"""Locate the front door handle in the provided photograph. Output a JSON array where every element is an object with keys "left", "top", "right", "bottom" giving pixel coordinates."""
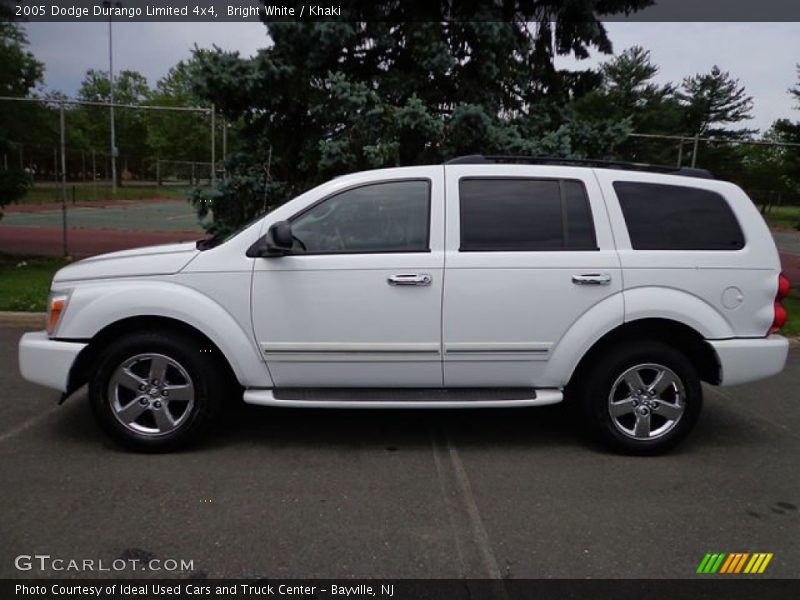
[
  {"left": 388, "top": 273, "right": 432, "bottom": 286},
  {"left": 572, "top": 273, "right": 612, "bottom": 285}
]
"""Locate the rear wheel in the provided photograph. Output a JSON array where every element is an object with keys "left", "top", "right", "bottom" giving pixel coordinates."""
[
  {"left": 89, "top": 331, "right": 222, "bottom": 452},
  {"left": 577, "top": 341, "right": 702, "bottom": 455}
]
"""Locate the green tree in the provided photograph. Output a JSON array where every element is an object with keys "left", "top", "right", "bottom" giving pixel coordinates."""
[
  {"left": 71, "top": 69, "right": 152, "bottom": 180},
  {"left": 189, "top": 1, "right": 650, "bottom": 235},
  {"left": 678, "top": 66, "right": 754, "bottom": 135},
  {"left": 572, "top": 46, "right": 684, "bottom": 164},
  {"left": 676, "top": 66, "right": 755, "bottom": 180},
  {"left": 0, "top": 11, "right": 42, "bottom": 214},
  {"left": 0, "top": 23, "right": 43, "bottom": 96},
  {"left": 145, "top": 58, "right": 213, "bottom": 178}
]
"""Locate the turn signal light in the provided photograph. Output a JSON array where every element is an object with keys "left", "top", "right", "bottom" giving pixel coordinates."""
[{"left": 46, "top": 297, "right": 66, "bottom": 336}]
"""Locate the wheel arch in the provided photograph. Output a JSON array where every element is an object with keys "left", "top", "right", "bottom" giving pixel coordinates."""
[
  {"left": 66, "top": 315, "right": 244, "bottom": 398},
  {"left": 56, "top": 280, "right": 273, "bottom": 397},
  {"left": 544, "top": 287, "right": 730, "bottom": 388},
  {"left": 565, "top": 318, "right": 721, "bottom": 391}
]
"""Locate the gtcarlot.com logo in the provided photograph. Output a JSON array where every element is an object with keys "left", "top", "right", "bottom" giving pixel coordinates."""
[
  {"left": 696, "top": 552, "right": 773, "bottom": 574},
  {"left": 14, "top": 554, "right": 194, "bottom": 573}
]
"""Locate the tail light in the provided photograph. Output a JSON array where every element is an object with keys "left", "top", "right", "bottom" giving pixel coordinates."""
[{"left": 769, "top": 273, "right": 791, "bottom": 334}]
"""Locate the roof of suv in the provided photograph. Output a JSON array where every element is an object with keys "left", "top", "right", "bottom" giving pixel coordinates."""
[{"left": 445, "top": 155, "right": 714, "bottom": 179}]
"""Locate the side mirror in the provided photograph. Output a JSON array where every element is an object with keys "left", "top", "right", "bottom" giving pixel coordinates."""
[
  {"left": 269, "top": 221, "right": 294, "bottom": 250},
  {"left": 246, "top": 221, "right": 294, "bottom": 257}
]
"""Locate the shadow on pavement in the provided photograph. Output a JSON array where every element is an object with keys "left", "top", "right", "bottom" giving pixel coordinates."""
[{"left": 45, "top": 387, "right": 772, "bottom": 456}]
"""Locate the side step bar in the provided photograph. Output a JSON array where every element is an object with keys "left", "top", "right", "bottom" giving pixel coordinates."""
[{"left": 242, "top": 387, "right": 563, "bottom": 409}]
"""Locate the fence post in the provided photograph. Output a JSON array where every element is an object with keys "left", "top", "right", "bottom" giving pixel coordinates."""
[
  {"left": 676, "top": 137, "right": 684, "bottom": 167},
  {"left": 59, "top": 101, "right": 68, "bottom": 257},
  {"left": 109, "top": 14, "right": 117, "bottom": 194},
  {"left": 691, "top": 134, "right": 700, "bottom": 168},
  {"left": 222, "top": 119, "right": 227, "bottom": 180},
  {"left": 210, "top": 104, "right": 216, "bottom": 186},
  {"left": 91, "top": 150, "right": 97, "bottom": 200}
]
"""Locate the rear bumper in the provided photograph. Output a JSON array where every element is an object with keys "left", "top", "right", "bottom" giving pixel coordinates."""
[
  {"left": 18, "top": 331, "right": 87, "bottom": 392},
  {"left": 708, "top": 335, "right": 789, "bottom": 386}
]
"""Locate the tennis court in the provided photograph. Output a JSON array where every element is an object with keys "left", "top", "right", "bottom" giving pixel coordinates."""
[
  {"left": 0, "top": 200, "right": 208, "bottom": 257},
  {"left": 1, "top": 200, "right": 206, "bottom": 232}
]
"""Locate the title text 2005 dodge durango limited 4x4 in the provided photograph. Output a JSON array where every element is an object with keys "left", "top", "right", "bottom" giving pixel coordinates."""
[{"left": 18, "top": 156, "right": 791, "bottom": 453}]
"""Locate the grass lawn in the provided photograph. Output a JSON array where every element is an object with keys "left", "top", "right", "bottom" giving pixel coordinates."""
[
  {"left": 762, "top": 205, "right": 800, "bottom": 230},
  {"left": 0, "top": 254, "right": 70, "bottom": 312},
  {"left": 13, "top": 185, "right": 201, "bottom": 205},
  {"left": 781, "top": 291, "right": 800, "bottom": 338}
]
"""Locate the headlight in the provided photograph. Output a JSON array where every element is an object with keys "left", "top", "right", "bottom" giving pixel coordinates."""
[{"left": 46, "top": 293, "right": 69, "bottom": 337}]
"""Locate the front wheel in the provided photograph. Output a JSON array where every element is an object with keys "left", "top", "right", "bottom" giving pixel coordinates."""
[
  {"left": 577, "top": 341, "right": 703, "bottom": 455},
  {"left": 89, "top": 331, "right": 223, "bottom": 452}
]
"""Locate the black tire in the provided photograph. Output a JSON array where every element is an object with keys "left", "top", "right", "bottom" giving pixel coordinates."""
[
  {"left": 89, "top": 330, "right": 223, "bottom": 452},
  {"left": 576, "top": 341, "right": 702, "bottom": 455}
]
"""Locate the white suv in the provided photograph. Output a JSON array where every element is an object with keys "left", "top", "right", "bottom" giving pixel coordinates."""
[{"left": 18, "top": 156, "right": 791, "bottom": 454}]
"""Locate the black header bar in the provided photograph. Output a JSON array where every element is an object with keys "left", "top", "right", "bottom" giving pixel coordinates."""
[{"left": 3, "top": 0, "right": 800, "bottom": 23}]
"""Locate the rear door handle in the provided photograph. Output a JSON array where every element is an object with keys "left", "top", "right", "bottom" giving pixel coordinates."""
[
  {"left": 572, "top": 273, "right": 612, "bottom": 285},
  {"left": 388, "top": 273, "right": 432, "bottom": 286}
]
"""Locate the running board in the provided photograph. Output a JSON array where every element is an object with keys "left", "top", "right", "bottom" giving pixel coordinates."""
[{"left": 242, "top": 387, "right": 562, "bottom": 409}]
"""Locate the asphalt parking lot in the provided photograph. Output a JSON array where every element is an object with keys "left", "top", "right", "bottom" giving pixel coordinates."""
[{"left": 0, "top": 324, "right": 798, "bottom": 580}]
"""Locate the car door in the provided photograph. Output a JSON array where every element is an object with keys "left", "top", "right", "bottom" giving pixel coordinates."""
[
  {"left": 442, "top": 164, "right": 623, "bottom": 387},
  {"left": 251, "top": 168, "right": 445, "bottom": 387}
]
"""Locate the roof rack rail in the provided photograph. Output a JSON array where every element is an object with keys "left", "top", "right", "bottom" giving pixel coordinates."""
[{"left": 445, "top": 154, "right": 714, "bottom": 179}]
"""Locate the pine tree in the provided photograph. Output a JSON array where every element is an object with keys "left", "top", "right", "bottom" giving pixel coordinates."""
[
  {"left": 678, "top": 66, "right": 754, "bottom": 135},
  {"left": 0, "top": 13, "right": 43, "bottom": 215},
  {"left": 188, "top": 1, "right": 651, "bottom": 234}
]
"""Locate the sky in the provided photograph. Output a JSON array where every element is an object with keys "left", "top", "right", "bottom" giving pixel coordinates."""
[{"left": 22, "top": 21, "right": 800, "bottom": 133}]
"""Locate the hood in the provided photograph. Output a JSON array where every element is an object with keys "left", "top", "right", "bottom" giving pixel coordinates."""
[{"left": 53, "top": 242, "right": 200, "bottom": 283}]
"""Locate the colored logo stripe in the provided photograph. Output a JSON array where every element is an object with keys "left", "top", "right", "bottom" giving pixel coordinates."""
[
  {"left": 720, "top": 553, "right": 749, "bottom": 573},
  {"left": 744, "top": 553, "right": 774, "bottom": 574},
  {"left": 697, "top": 553, "right": 726, "bottom": 573},
  {"left": 719, "top": 554, "right": 737, "bottom": 573},
  {"left": 698, "top": 552, "right": 773, "bottom": 574}
]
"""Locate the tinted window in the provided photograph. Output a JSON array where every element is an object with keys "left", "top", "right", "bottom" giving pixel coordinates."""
[
  {"left": 459, "top": 178, "right": 597, "bottom": 251},
  {"left": 291, "top": 180, "right": 430, "bottom": 253},
  {"left": 614, "top": 182, "right": 745, "bottom": 251},
  {"left": 564, "top": 180, "right": 597, "bottom": 249}
]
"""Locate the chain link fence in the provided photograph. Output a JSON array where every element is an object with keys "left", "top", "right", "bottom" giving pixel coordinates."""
[
  {"left": 2, "top": 94, "right": 799, "bottom": 255},
  {"left": 0, "top": 96, "right": 225, "bottom": 202}
]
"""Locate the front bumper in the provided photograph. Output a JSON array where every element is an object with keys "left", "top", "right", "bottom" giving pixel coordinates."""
[
  {"left": 18, "top": 331, "right": 87, "bottom": 392},
  {"left": 708, "top": 335, "right": 789, "bottom": 386}
]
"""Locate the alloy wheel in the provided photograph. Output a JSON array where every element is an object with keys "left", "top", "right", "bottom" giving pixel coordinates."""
[
  {"left": 607, "top": 363, "right": 686, "bottom": 440},
  {"left": 107, "top": 353, "right": 195, "bottom": 437}
]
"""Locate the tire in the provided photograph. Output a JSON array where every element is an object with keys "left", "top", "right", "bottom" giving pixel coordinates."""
[
  {"left": 89, "top": 330, "right": 223, "bottom": 452},
  {"left": 576, "top": 341, "right": 702, "bottom": 455}
]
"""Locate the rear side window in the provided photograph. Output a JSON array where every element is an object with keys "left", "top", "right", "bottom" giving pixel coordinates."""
[
  {"left": 614, "top": 182, "right": 745, "bottom": 251},
  {"left": 459, "top": 178, "right": 597, "bottom": 251}
]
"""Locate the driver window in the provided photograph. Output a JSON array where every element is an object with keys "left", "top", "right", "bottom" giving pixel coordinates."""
[{"left": 290, "top": 180, "right": 430, "bottom": 254}]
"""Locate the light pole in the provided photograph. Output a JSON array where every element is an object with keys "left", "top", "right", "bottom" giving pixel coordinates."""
[{"left": 103, "top": 1, "right": 121, "bottom": 193}]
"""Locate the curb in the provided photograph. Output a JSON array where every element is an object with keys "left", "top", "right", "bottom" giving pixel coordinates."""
[{"left": 0, "top": 312, "right": 46, "bottom": 328}]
